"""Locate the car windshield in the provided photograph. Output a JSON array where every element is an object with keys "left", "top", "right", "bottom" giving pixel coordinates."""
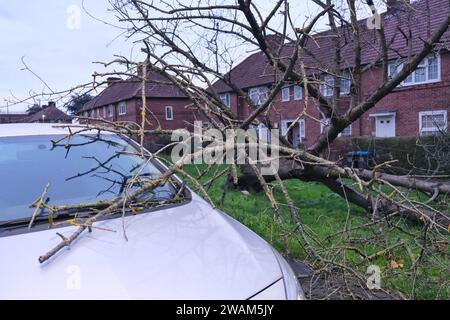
[{"left": 0, "top": 134, "right": 177, "bottom": 224}]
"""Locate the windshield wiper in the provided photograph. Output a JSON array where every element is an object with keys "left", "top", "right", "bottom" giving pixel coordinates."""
[
  {"left": 0, "top": 210, "right": 93, "bottom": 230},
  {"left": 1, "top": 181, "right": 186, "bottom": 231}
]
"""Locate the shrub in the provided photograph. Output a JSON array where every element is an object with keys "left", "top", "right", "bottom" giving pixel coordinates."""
[{"left": 351, "top": 133, "right": 450, "bottom": 175}]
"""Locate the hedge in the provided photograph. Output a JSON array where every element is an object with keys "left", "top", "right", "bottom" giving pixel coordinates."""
[{"left": 350, "top": 134, "right": 450, "bottom": 175}]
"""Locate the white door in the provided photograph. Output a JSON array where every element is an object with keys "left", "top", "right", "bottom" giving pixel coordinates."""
[{"left": 375, "top": 115, "right": 395, "bottom": 137}]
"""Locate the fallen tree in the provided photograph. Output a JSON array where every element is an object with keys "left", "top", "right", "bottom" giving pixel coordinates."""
[{"left": 10, "top": 0, "right": 449, "bottom": 299}]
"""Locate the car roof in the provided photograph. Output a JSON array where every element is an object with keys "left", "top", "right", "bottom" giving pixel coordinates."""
[{"left": 0, "top": 123, "right": 113, "bottom": 138}]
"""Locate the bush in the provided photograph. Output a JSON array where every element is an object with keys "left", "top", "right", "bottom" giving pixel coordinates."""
[{"left": 144, "top": 133, "right": 174, "bottom": 154}]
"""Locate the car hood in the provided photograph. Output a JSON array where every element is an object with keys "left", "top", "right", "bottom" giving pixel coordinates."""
[{"left": 0, "top": 194, "right": 282, "bottom": 299}]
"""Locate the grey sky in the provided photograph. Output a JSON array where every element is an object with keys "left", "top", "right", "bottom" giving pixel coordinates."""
[
  {"left": 0, "top": 0, "right": 142, "bottom": 113},
  {"left": 0, "top": 1, "right": 377, "bottom": 113}
]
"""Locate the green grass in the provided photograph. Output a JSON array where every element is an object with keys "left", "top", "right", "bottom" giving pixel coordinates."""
[{"left": 163, "top": 158, "right": 449, "bottom": 299}]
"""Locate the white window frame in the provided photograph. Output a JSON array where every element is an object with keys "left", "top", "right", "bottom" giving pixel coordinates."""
[
  {"left": 299, "top": 118, "right": 306, "bottom": 140},
  {"left": 248, "top": 86, "right": 268, "bottom": 106},
  {"left": 419, "top": 110, "right": 448, "bottom": 135},
  {"left": 389, "top": 54, "right": 441, "bottom": 87},
  {"left": 340, "top": 124, "right": 352, "bottom": 137},
  {"left": 294, "top": 85, "right": 302, "bottom": 100},
  {"left": 118, "top": 102, "right": 126, "bottom": 115},
  {"left": 219, "top": 93, "right": 231, "bottom": 108},
  {"left": 320, "top": 72, "right": 351, "bottom": 97},
  {"left": 340, "top": 70, "right": 351, "bottom": 96},
  {"left": 165, "top": 106, "right": 174, "bottom": 120},
  {"left": 281, "top": 86, "right": 290, "bottom": 102},
  {"left": 320, "top": 75, "right": 334, "bottom": 97},
  {"left": 107, "top": 104, "right": 114, "bottom": 118}
]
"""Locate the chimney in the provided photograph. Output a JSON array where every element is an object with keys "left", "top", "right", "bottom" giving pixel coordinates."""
[
  {"left": 137, "top": 63, "right": 150, "bottom": 77},
  {"left": 386, "top": 0, "right": 408, "bottom": 12},
  {"left": 106, "top": 77, "right": 120, "bottom": 86},
  {"left": 48, "top": 101, "right": 56, "bottom": 108}
]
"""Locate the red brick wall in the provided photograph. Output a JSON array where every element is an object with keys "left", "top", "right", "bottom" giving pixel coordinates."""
[
  {"left": 137, "top": 98, "right": 197, "bottom": 131},
  {"left": 84, "top": 97, "right": 197, "bottom": 130},
  {"left": 360, "top": 52, "right": 450, "bottom": 137},
  {"left": 229, "top": 52, "right": 450, "bottom": 149}
]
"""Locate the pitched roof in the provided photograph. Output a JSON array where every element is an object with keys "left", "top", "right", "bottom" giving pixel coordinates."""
[
  {"left": 80, "top": 72, "right": 188, "bottom": 112},
  {"left": 24, "top": 106, "right": 71, "bottom": 123},
  {"left": 213, "top": 0, "right": 450, "bottom": 92}
]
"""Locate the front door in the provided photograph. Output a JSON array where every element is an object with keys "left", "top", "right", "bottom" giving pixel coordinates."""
[
  {"left": 375, "top": 115, "right": 395, "bottom": 137},
  {"left": 282, "top": 121, "right": 301, "bottom": 148}
]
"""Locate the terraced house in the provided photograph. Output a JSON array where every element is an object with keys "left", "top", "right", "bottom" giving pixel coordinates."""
[
  {"left": 212, "top": 0, "right": 450, "bottom": 151},
  {"left": 78, "top": 71, "right": 198, "bottom": 143}
]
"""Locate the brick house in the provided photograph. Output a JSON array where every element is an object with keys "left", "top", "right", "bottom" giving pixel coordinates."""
[
  {"left": 23, "top": 102, "right": 72, "bottom": 123},
  {"left": 0, "top": 102, "right": 71, "bottom": 124},
  {"left": 78, "top": 71, "right": 198, "bottom": 143},
  {"left": 212, "top": 0, "right": 450, "bottom": 151}
]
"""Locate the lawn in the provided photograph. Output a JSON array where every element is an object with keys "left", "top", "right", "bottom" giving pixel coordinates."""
[{"left": 162, "top": 158, "right": 449, "bottom": 299}]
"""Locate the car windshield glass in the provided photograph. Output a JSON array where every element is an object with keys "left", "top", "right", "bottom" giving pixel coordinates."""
[{"left": 0, "top": 134, "right": 177, "bottom": 224}]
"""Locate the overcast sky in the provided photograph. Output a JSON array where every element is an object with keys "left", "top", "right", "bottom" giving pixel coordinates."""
[
  {"left": 0, "top": 0, "right": 143, "bottom": 113},
  {"left": 0, "top": 1, "right": 377, "bottom": 113}
]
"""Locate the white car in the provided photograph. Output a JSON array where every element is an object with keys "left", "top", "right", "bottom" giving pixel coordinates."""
[{"left": 0, "top": 123, "right": 304, "bottom": 300}]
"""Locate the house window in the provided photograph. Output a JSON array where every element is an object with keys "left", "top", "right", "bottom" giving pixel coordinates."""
[
  {"left": 299, "top": 118, "right": 306, "bottom": 139},
  {"left": 97, "top": 108, "right": 101, "bottom": 118},
  {"left": 294, "top": 85, "right": 302, "bottom": 100},
  {"left": 103, "top": 106, "right": 106, "bottom": 118},
  {"left": 165, "top": 106, "right": 173, "bottom": 120},
  {"left": 340, "top": 71, "right": 351, "bottom": 95},
  {"left": 389, "top": 54, "right": 440, "bottom": 86},
  {"left": 219, "top": 93, "right": 231, "bottom": 108},
  {"left": 107, "top": 105, "right": 114, "bottom": 117},
  {"left": 320, "top": 72, "right": 351, "bottom": 97},
  {"left": 118, "top": 102, "right": 126, "bottom": 115},
  {"left": 320, "top": 76, "right": 334, "bottom": 97},
  {"left": 419, "top": 110, "right": 447, "bottom": 135},
  {"left": 320, "top": 117, "right": 351, "bottom": 137},
  {"left": 340, "top": 124, "right": 352, "bottom": 137},
  {"left": 248, "top": 86, "right": 268, "bottom": 106},
  {"left": 282, "top": 86, "right": 290, "bottom": 102}
]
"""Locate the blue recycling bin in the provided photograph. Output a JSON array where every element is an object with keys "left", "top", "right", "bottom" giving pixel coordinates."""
[{"left": 346, "top": 151, "right": 374, "bottom": 169}]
